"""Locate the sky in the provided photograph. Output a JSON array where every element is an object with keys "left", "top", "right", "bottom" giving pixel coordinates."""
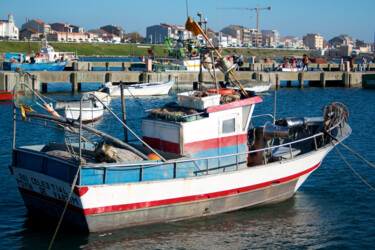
[{"left": 2, "top": 0, "right": 375, "bottom": 43}]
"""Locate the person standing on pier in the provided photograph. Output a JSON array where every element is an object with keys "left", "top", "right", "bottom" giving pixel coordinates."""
[
  {"left": 361, "top": 56, "right": 367, "bottom": 72},
  {"left": 302, "top": 54, "right": 309, "bottom": 71},
  {"left": 349, "top": 56, "right": 355, "bottom": 72}
]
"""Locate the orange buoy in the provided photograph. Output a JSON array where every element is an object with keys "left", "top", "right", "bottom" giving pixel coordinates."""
[
  {"left": 191, "top": 49, "right": 198, "bottom": 57},
  {"left": 207, "top": 88, "right": 235, "bottom": 96},
  {"left": 148, "top": 153, "right": 161, "bottom": 160}
]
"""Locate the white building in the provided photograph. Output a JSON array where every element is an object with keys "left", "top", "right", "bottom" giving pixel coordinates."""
[{"left": 0, "top": 14, "right": 19, "bottom": 40}]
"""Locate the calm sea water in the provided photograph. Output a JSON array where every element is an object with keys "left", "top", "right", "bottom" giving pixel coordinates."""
[{"left": 0, "top": 86, "right": 375, "bottom": 249}]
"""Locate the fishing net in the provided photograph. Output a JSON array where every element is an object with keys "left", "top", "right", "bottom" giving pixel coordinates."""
[
  {"left": 13, "top": 82, "right": 38, "bottom": 109},
  {"left": 13, "top": 81, "right": 61, "bottom": 118}
]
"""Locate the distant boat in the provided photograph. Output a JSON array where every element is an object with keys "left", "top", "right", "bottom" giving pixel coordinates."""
[
  {"left": 102, "top": 80, "right": 175, "bottom": 96},
  {"left": 226, "top": 80, "right": 272, "bottom": 93},
  {"left": 2, "top": 59, "right": 67, "bottom": 71},
  {"left": 3, "top": 43, "right": 72, "bottom": 72},
  {"left": 0, "top": 91, "right": 13, "bottom": 101},
  {"left": 38, "top": 43, "right": 78, "bottom": 62}
]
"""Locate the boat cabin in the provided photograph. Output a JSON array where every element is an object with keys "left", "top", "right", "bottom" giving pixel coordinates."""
[{"left": 142, "top": 91, "right": 262, "bottom": 170}]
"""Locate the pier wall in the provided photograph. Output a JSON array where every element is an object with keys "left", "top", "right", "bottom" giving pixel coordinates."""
[{"left": 0, "top": 70, "right": 367, "bottom": 93}]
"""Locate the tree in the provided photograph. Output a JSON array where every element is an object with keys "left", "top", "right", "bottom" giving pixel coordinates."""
[{"left": 127, "top": 32, "right": 145, "bottom": 43}]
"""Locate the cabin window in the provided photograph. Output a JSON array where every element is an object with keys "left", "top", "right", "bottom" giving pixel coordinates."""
[{"left": 222, "top": 118, "right": 236, "bottom": 134}]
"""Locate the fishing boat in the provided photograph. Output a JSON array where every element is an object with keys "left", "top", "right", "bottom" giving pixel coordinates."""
[
  {"left": 2, "top": 59, "right": 67, "bottom": 71},
  {"left": 102, "top": 80, "right": 175, "bottom": 96},
  {"left": 0, "top": 91, "right": 13, "bottom": 101},
  {"left": 9, "top": 16, "right": 352, "bottom": 233},
  {"left": 9, "top": 81, "right": 351, "bottom": 232},
  {"left": 3, "top": 49, "right": 68, "bottom": 72},
  {"left": 38, "top": 43, "right": 78, "bottom": 62},
  {"left": 54, "top": 92, "right": 111, "bottom": 123}
]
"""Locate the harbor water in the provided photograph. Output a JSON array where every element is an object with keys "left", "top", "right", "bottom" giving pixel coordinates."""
[{"left": 0, "top": 86, "right": 374, "bottom": 249}]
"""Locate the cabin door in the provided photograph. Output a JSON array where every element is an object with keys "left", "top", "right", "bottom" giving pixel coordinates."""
[{"left": 218, "top": 113, "right": 240, "bottom": 170}]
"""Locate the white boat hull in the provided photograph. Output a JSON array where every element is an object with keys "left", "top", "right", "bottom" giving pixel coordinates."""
[
  {"left": 12, "top": 145, "right": 330, "bottom": 232},
  {"left": 56, "top": 106, "right": 104, "bottom": 122},
  {"left": 228, "top": 83, "right": 272, "bottom": 93},
  {"left": 106, "top": 80, "right": 174, "bottom": 96}
]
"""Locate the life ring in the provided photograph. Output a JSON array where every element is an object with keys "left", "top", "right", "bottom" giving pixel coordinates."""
[
  {"left": 191, "top": 49, "right": 198, "bottom": 57},
  {"left": 207, "top": 88, "right": 235, "bottom": 96}
]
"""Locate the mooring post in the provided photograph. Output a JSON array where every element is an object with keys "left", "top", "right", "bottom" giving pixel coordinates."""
[
  {"left": 72, "top": 62, "right": 78, "bottom": 71},
  {"left": 70, "top": 72, "right": 80, "bottom": 92},
  {"left": 31, "top": 75, "right": 36, "bottom": 91},
  {"left": 320, "top": 72, "right": 326, "bottom": 88},
  {"left": 105, "top": 62, "right": 110, "bottom": 71},
  {"left": 299, "top": 72, "right": 305, "bottom": 88},
  {"left": 344, "top": 72, "right": 350, "bottom": 88},
  {"left": 105, "top": 72, "right": 112, "bottom": 83},
  {"left": 42, "top": 83, "right": 48, "bottom": 92},
  {"left": 276, "top": 74, "right": 280, "bottom": 89},
  {"left": 255, "top": 72, "right": 260, "bottom": 81}
]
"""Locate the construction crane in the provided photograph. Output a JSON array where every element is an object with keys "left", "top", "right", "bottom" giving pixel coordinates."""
[{"left": 217, "top": 6, "right": 272, "bottom": 47}]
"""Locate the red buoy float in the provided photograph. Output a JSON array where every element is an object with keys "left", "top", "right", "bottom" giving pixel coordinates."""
[{"left": 207, "top": 88, "right": 235, "bottom": 95}]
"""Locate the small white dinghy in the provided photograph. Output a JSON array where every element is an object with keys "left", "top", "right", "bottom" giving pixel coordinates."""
[{"left": 54, "top": 91, "right": 111, "bottom": 123}]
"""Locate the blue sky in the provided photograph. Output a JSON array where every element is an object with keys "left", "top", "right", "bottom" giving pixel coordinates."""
[{"left": 2, "top": 0, "right": 375, "bottom": 42}]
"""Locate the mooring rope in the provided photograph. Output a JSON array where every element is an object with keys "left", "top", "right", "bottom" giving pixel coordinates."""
[
  {"left": 333, "top": 144, "right": 375, "bottom": 191},
  {"left": 328, "top": 132, "right": 375, "bottom": 191},
  {"left": 0, "top": 152, "right": 12, "bottom": 156},
  {"left": 48, "top": 163, "right": 83, "bottom": 250},
  {"left": 327, "top": 133, "right": 375, "bottom": 169}
]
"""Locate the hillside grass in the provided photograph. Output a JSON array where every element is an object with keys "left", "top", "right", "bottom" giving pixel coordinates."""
[{"left": 0, "top": 41, "right": 318, "bottom": 59}]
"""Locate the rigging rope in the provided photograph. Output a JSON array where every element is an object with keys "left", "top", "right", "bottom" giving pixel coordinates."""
[
  {"left": 327, "top": 132, "right": 375, "bottom": 191},
  {"left": 327, "top": 133, "right": 375, "bottom": 169},
  {"left": 48, "top": 163, "right": 83, "bottom": 250},
  {"left": 333, "top": 143, "right": 375, "bottom": 191}
]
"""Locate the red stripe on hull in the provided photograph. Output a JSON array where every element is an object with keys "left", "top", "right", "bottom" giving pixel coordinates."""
[
  {"left": 143, "top": 136, "right": 180, "bottom": 154},
  {"left": 183, "top": 134, "right": 247, "bottom": 154},
  {"left": 143, "top": 134, "right": 247, "bottom": 155},
  {"left": 17, "top": 162, "right": 321, "bottom": 215}
]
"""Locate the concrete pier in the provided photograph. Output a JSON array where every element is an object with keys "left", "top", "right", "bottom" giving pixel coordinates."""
[
  {"left": 0, "top": 69, "right": 366, "bottom": 93},
  {"left": 1, "top": 60, "right": 372, "bottom": 92}
]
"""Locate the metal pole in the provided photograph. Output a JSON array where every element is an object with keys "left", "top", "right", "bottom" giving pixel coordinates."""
[
  {"left": 120, "top": 81, "right": 128, "bottom": 142},
  {"left": 256, "top": 8, "right": 259, "bottom": 47},
  {"left": 273, "top": 90, "right": 277, "bottom": 124},
  {"left": 211, "top": 51, "right": 219, "bottom": 93}
]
